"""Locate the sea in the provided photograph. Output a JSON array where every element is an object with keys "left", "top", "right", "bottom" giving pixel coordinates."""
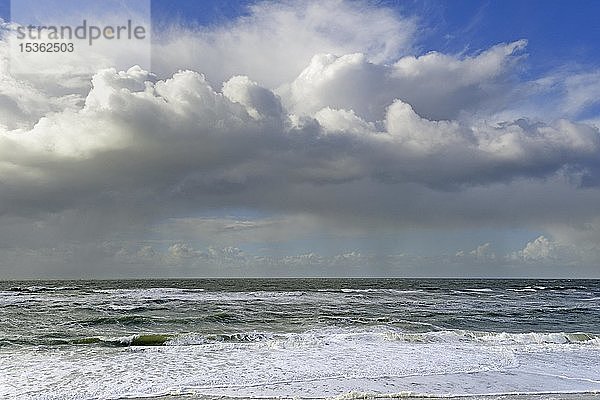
[{"left": 0, "top": 278, "right": 599, "bottom": 400}]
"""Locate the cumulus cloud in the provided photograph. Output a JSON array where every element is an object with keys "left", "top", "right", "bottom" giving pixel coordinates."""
[
  {"left": 470, "top": 243, "right": 496, "bottom": 261},
  {"left": 280, "top": 40, "right": 526, "bottom": 121},
  {"left": 2, "top": 64, "right": 598, "bottom": 220},
  {"left": 508, "top": 236, "right": 559, "bottom": 262},
  {"left": 501, "top": 235, "right": 589, "bottom": 271},
  {"left": 110, "top": 242, "right": 368, "bottom": 274},
  {"left": 0, "top": 40, "right": 84, "bottom": 130}
]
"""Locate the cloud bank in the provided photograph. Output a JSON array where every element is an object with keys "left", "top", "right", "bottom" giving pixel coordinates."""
[{"left": 0, "top": 0, "right": 599, "bottom": 277}]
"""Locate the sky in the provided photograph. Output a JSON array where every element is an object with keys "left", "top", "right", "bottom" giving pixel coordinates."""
[{"left": 0, "top": 0, "right": 599, "bottom": 278}]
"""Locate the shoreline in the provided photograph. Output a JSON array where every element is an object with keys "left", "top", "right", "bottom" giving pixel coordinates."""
[{"left": 125, "top": 392, "right": 600, "bottom": 400}]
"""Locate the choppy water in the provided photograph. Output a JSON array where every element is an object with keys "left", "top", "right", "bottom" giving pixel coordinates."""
[{"left": 1, "top": 279, "right": 599, "bottom": 399}]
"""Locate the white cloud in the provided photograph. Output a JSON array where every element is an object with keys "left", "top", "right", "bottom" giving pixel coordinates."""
[
  {"left": 470, "top": 242, "right": 496, "bottom": 261},
  {"left": 519, "top": 236, "right": 557, "bottom": 261},
  {"left": 1, "top": 64, "right": 599, "bottom": 226},
  {"left": 508, "top": 235, "right": 581, "bottom": 265},
  {"left": 0, "top": 64, "right": 597, "bottom": 220},
  {"left": 0, "top": 39, "right": 84, "bottom": 130},
  {"left": 167, "top": 242, "right": 198, "bottom": 261},
  {"left": 563, "top": 71, "right": 600, "bottom": 117},
  {"left": 151, "top": 0, "right": 416, "bottom": 88},
  {"left": 454, "top": 242, "right": 497, "bottom": 264},
  {"left": 280, "top": 41, "right": 526, "bottom": 121},
  {"left": 500, "top": 68, "right": 600, "bottom": 123}
]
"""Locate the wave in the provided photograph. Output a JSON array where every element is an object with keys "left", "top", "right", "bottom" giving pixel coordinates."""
[
  {"left": 68, "top": 334, "right": 173, "bottom": 346},
  {"left": 506, "top": 285, "right": 553, "bottom": 292},
  {"left": 320, "top": 316, "right": 437, "bottom": 329},
  {"left": 506, "top": 285, "right": 593, "bottom": 293},
  {"left": 75, "top": 334, "right": 172, "bottom": 346},
  {"left": 4, "top": 323, "right": 600, "bottom": 400},
  {"left": 93, "top": 287, "right": 205, "bottom": 294},
  {"left": 335, "top": 289, "right": 426, "bottom": 296},
  {"left": 579, "top": 296, "right": 600, "bottom": 301},
  {"left": 70, "top": 332, "right": 273, "bottom": 347},
  {"left": 203, "top": 311, "right": 240, "bottom": 322},
  {"left": 330, "top": 390, "right": 600, "bottom": 399},
  {"left": 1, "top": 331, "right": 279, "bottom": 348},
  {"left": 87, "top": 329, "right": 600, "bottom": 348},
  {"left": 3, "top": 327, "right": 599, "bottom": 349},
  {"left": 167, "top": 331, "right": 274, "bottom": 346},
  {"left": 3, "top": 309, "right": 600, "bottom": 349},
  {"left": 115, "top": 334, "right": 172, "bottom": 346},
  {"left": 0, "top": 334, "right": 173, "bottom": 347},
  {"left": 385, "top": 330, "right": 600, "bottom": 346},
  {"left": 78, "top": 311, "right": 240, "bottom": 326},
  {"left": 105, "top": 304, "right": 151, "bottom": 312},
  {"left": 88, "top": 288, "right": 312, "bottom": 304},
  {"left": 79, "top": 315, "right": 154, "bottom": 326},
  {"left": 7, "top": 285, "right": 80, "bottom": 293}
]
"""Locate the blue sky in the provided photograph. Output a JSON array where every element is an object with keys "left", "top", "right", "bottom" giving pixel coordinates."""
[
  {"left": 2, "top": 0, "right": 598, "bottom": 75},
  {"left": 147, "top": 0, "right": 600, "bottom": 72},
  {"left": 409, "top": 0, "right": 600, "bottom": 70},
  {"left": 3, "top": 0, "right": 598, "bottom": 63}
]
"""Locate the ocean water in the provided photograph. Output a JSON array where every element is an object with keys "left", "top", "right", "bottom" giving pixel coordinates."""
[{"left": 0, "top": 279, "right": 599, "bottom": 400}]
